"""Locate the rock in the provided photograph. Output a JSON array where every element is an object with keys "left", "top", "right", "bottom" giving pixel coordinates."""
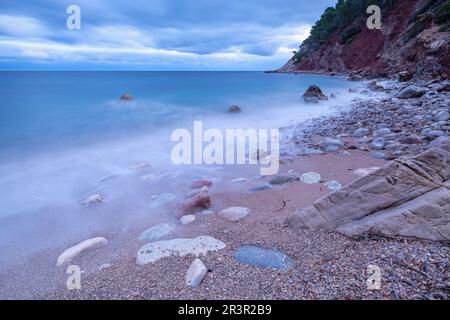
[
  {"left": 279, "top": 156, "right": 294, "bottom": 165},
  {"left": 299, "top": 147, "right": 323, "bottom": 155},
  {"left": 249, "top": 184, "right": 272, "bottom": 192},
  {"left": 138, "top": 223, "right": 175, "bottom": 242},
  {"left": 353, "top": 128, "right": 370, "bottom": 137},
  {"left": 200, "top": 209, "right": 215, "bottom": 215},
  {"left": 287, "top": 148, "right": 450, "bottom": 242},
  {"left": 398, "top": 71, "right": 413, "bottom": 82},
  {"left": 136, "top": 236, "right": 226, "bottom": 265},
  {"left": 435, "top": 111, "right": 450, "bottom": 122},
  {"left": 371, "top": 85, "right": 385, "bottom": 92},
  {"left": 400, "top": 135, "right": 422, "bottom": 145},
  {"left": 81, "top": 194, "right": 104, "bottom": 206},
  {"left": 181, "top": 215, "right": 196, "bottom": 225},
  {"left": 234, "top": 245, "right": 293, "bottom": 270},
  {"left": 186, "top": 258, "right": 207, "bottom": 287},
  {"left": 149, "top": 193, "right": 176, "bottom": 208},
  {"left": 375, "top": 123, "right": 390, "bottom": 129},
  {"left": 231, "top": 178, "right": 246, "bottom": 183},
  {"left": 428, "top": 136, "right": 450, "bottom": 151},
  {"left": 437, "top": 83, "right": 450, "bottom": 93},
  {"left": 325, "top": 180, "right": 342, "bottom": 191},
  {"left": 218, "top": 207, "right": 250, "bottom": 222},
  {"left": 322, "top": 138, "right": 343, "bottom": 152},
  {"left": 179, "top": 193, "right": 211, "bottom": 216},
  {"left": 370, "top": 151, "right": 386, "bottom": 159},
  {"left": 57, "top": 237, "right": 108, "bottom": 266},
  {"left": 302, "top": 85, "right": 328, "bottom": 103},
  {"left": 426, "top": 130, "right": 445, "bottom": 141},
  {"left": 300, "top": 172, "right": 321, "bottom": 184},
  {"left": 270, "top": 174, "right": 295, "bottom": 185},
  {"left": 396, "top": 86, "right": 426, "bottom": 99},
  {"left": 330, "top": 93, "right": 337, "bottom": 99},
  {"left": 228, "top": 105, "right": 241, "bottom": 113},
  {"left": 187, "top": 186, "right": 208, "bottom": 198},
  {"left": 353, "top": 167, "right": 380, "bottom": 177},
  {"left": 119, "top": 93, "right": 134, "bottom": 101},
  {"left": 129, "top": 162, "right": 150, "bottom": 171},
  {"left": 190, "top": 179, "right": 212, "bottom": 189},
  {"left": 369, "top": 137, "right": 386, "bottom": 150},
  {"left": 348, "top": 74, "right": 363, "bottom": 81},
  {"left": 374, "top": 128, "right": 391, "bottom": 136}
]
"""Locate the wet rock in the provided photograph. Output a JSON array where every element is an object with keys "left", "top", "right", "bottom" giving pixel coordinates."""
[
  {"left": 57, "top": 237, "right": 108, "bottom": 266},
  {"left": 398, "top": 71, "right": 413, "bottom": 82},
  {"left": 129, "top": 162, "right": 151, "bottom": 171},
  {"left": 191, "top": 179, "right": 212, "bottom": 189},
  {"left": 322, "top": 137, "right": 343, "bottom": 152},
  {"left": 136, "top": 236, "right": 226, "bottom": 265},
  {"left": 81, "top": 194, "right": 104, "bottom": 206},
  {"left": 374, "top": 128, "right": 391, "bottom": 136},
  {"left": 435, "top": 111, "right": 450, "bottom": 122},
  {"left": 234, "top": 245, "right": 293, "bottom": 270},
  {"left": 249, "top": 184, "right": 272, "bottom": 192},
  {"left": 149, "top": 193, "right": 176, "bottom": 208},
  {"left": 179, "top": 193, "right": 211, "bottom": 216},
  {"left": 186, "top": 258, "right": 207, "bottom": 287},
  {"left": 300, "top": 172, "right": 321, "bottom": 184},
  {"left": 370, "top": 151, "right": 386, "bottom": 159},
  {"left": 353, "top": 128, "right": 370, "bottom": 137},
  {"left": 302, "top": 85, "right": 328, "bottom": 103},
  {"left": 228, "top": 105, "right": 241, "bottom": 113},
  {"left": 270, "top": 174, "right": 295, "bottom": 185},
  {"left": 325, "top": 180, "right": 342, "bottom": 191},
  {"left": 426, "top": 130, "right": 445, "bottom": 141},
  {"left": 369, "top": 137, "right": 386, "bottom": 150},
  {"left": 218, "top": 207, "right": 250, "bottom": 222},
  {"left": 397, "top": 86, "right": 426, "bottom": 99},
  {"left": 138, "top": 223, "right": 175, "bottom": 242},
  {"left": 119, "top": 93, "right": 134, "bottom": 101},
  {"left": 187, "top": 186, "right": 208, "bottom": 198},
  {"left": 181, "top": 215, "right": 196, "bottom": 225},
  {"left": 400, "top": 135, "right": 422, "bottom": 145}
]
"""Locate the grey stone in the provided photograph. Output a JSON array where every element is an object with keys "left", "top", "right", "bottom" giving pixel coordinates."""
[
  {"left": 353, "top": 128, "right": 370, "bottom": 137},
  {"left": 397, "top": 86, "right": 427, "bottom": 99},
  {"left": 234, "top": 245, "right": 293, "bottom": 270},
  {"left": 374, "top": 128, "right": 391, "bottom": 136},
  {"left": 249, "top": 184, "right": 272, "bottom": 192},
  {"left": 186, "top": 258, "right": 207, "bottom": 287},
  {"left": 370, "top": 151, "right": 386, "bottom": 159},
  {"left": 435, "top": 111, "right": 450, "bottom": 122},
  {"left": 218, "top": 207, "right": 250, "bottom": 222},
  {"left": 322, "top": 138, "right": 343, "bottom": 152},
  {"left": 370, "top": 138, "right": 386, "bottom": 150}
]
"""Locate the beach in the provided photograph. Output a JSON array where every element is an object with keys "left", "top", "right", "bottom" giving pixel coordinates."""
[{"left": 0, "top": 74, "right": 448, "bottom": 300}]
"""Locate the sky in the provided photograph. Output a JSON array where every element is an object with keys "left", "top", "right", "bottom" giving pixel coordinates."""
[{"left": 0, "top": 0, "right": 337, "bottom": 71}]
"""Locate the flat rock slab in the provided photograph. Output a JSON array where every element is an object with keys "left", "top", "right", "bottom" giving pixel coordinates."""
[
  {"left": 138, "top": 223, "right": 175, "bottom": 242},
  {"left": 234, "top": 245, "right": 293, "bottom": 270},
  {"left": 136, "top": 236, "right": 226, "bottom": 265}
]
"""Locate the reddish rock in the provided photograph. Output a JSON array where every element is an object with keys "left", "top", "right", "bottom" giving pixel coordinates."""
[
  {"left": 190, "top": 180, "right": 212, "bottom": 189},
  {"left": 178, "top": 193, "right": 211, "bottom": 217}
]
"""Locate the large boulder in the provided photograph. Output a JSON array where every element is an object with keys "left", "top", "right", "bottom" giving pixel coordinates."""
[
  {"left": 287, "top": 148, "right": 450, "bottom": 242},
  {"left": 396, "top": 86, "right": 426, "bottom": 99},
  {"left": 302, "top": 85, "right": 328, "bottom": 103}
]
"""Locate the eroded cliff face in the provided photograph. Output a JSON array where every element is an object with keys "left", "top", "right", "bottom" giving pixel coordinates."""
[{"left": 279, "top": 0, "right": 450, "bottom": 80}]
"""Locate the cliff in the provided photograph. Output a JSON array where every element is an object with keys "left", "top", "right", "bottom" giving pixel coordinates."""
[{"left": 278, "top": 0, "right": 450, "bottom": 80}]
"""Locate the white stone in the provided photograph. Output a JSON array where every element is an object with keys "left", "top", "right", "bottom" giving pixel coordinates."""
[
  {"left": 57, "top": 237, "right": 108, "bottom": 266},
  {"left": 325, "top": 180, "right": 342, "bottom": 191},
  {"left": 300, "top": 172, "right": 321, "bottom": 184},
  {"left": 181, "top": 215, "right": 196, "bottom": 225},
  {"left": 232, "top": 178, "right": 247, "bottom": 183},
  {"left": 81, "top": 194, "right": 104, "bottom": 206},
  {"left": 186, "top": 258, "right": 207, "bottom": 287},
  {"left": 200, "top": 209, "right": 215, "bottom": 215},
  {"left": 218, "top": 207, "right": 250, "bottom": 222},
  {"left": 136, "top": 236, "right": 226, "bottom": 265},
  {"left": 353, "top": 167, "right": 380, "bottom": 177}
]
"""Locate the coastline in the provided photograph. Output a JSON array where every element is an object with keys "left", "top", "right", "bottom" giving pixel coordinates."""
[{"left": 1, "top": 76, "right": 449, "bottom": 300}]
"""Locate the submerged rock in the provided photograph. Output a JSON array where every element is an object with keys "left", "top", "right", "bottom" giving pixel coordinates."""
[
  {"left": 149, "top": 193, "right": 176, "bottom": 208},
  {"left": 81, "top": 194, "right": 104, "bottom": 206},
  {"left": 234, "top": 245, "right": 293, "bottom": 270},
  {"left": 136, "top": 236, "right": 225, "bottom": 265},
  {"left": 218, "top": 207, "right": 250, "bottom": 222},
  {"left": 138, "top": 223, "right": 175, "bottom": 242},
  {"left": 57, "top": 237, "right": 108, "bottom": 266},
  {"left": 179, "top": 193, "right": 211, "bottom": 216},
  {"left": 186, "top": 258, "right": 207, "bottom": 287},
  {"left": 119, "top": 93, "right": 134, "bottom": 101},
  {"left": 228, "top": 105, "right": 241, "bottom": 113},
  {"left": 302, "top": 85, "right": 328, "bottom": 103},
  {"left": 190, "top": 179, "right": 212, "bottom": 189}
]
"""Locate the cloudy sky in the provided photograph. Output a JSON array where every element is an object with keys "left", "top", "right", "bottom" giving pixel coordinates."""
[{"left": 0, "top": 0, "right": 336, "bottom": 70}]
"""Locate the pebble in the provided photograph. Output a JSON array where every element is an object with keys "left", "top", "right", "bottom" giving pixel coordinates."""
[
  {"left": 186, "top": 258, "right": 207, "bottom": 288},
  {"left": 218, "top": 207, "right": 250, "bottom": 222},
  {"left": 180, "top": 215, "right": 196, "bottom": 225},
  {"left": 138, "top": 223, "right": 175, "bottom": 242},
  {"left": 434, "top": 110, "right": 449, "bottom": 122},
  {"left": 353, "top": 128, "right": 369, "bottom": 137},
  {"left": 234, "top": 245, "right": 293, "bottom": 270},
  {"left": 325, "top": 180, "right": 342, "bottom": 191},
  {"left": 322, "top": 137, "right": 343, "bottom": 152},
  {"left": 269, "top": 174, "right": 295, "bottom": 185},
  {"left": 374, "top": 128, "right": 391, "bottom": 136},
  {"left": 369, "top": 137, "right": 386, "bottom": 150},
  {"left": 300, "top": 172, "right": 321, "bottom": 184}
]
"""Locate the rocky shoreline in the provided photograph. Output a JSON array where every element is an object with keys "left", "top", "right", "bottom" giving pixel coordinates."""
[{"left": 1, "top": 77, "right": 449, "bottom": 300}]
